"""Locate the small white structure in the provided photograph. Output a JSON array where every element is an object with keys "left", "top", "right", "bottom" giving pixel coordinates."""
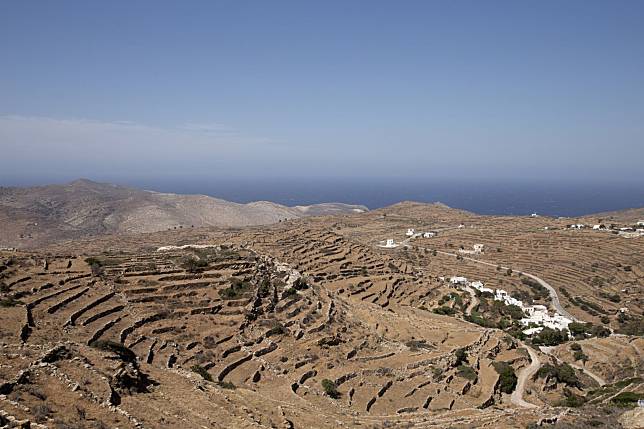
[
  {"left": 458, "top": 244, "right": 484, "bottom": 255},
  {"left": 569, "top": 224, "right": 585, "bottom": 229},
  {"left": 406, "top": 228, "right": 415, "bottom": 236},
  {"left": 470, "top": 280, "right": 493, "bottom": 294},
  {"left": 637, "top": 221, "right": 644, "bottom": 227},
  {"left": 458, "top": 224, "right": 465, "bottom": 229},
  {"left": 450, "top": 276, "right": 468, "bottom": 285},
  {"left": 523, "top": 327, "right": 544, "bottom": 336},
  {"left": 530, "top": 213, "right": 538, "bottom": 218},
  {"left": 423, "top": 232, "right": 436, "bottom": 238},
  {"left": 378, "top": 239, "right": 398, "bottom": 248}
]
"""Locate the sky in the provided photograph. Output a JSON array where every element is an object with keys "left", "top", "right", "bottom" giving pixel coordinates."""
[{"left": 1, "top": 1, "right": 643, "bottom": 185}]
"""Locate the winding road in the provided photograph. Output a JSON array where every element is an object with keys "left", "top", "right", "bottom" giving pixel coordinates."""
[
  {"left": 398, "top": 239, "right": 592, "bottom": 408},
  {"left": 511, "top": 345, "right": 541, "bottom": 408}
]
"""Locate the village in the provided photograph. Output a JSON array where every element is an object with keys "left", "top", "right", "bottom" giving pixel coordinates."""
[
  {"left": 567, "top": 220, "right": 644, "bottom": 238},
  {"left": 448, "top": 276, "right": 574, "bottom": 336},
  {"left": 379, "top": 226, "right": 577, "bottom": 337}
]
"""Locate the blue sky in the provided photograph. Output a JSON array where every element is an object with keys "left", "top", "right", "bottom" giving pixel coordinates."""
[{"left": 1, "top": 1, "right": 643, "bottom": 184}]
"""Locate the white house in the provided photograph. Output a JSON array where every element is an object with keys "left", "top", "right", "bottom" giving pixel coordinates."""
[
  {"left": 530, "top": 213, "right": 538, "bottom": 218},
  {"left": 406, "top": 228, "right": 415, "bottom": 236},
  {"left": 637, "top": 221, "right": 644, "bottom": 227},
  {"left": 470, "top": 280, "right": 493, "bottom": 294},
  {"left": 423, "top": 232, "right": 436, "bottom": 238},
  {"left": 378, "top": 238, "right": 398, "bottom": 248},
  {"left": 450, "top": 276, "right": 468, "bottom": 285}
]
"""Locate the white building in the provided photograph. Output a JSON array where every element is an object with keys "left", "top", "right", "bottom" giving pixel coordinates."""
[
  {"left": 378, "top": 238, "right": 398, "bottom": 248},
  {"left": 637, "top": 221, "right": 644, "bottom": 227},
  {"left": 406, "top": 228, "right": 415, "bottom": 236},
  {"left": 470, "top": 280, "right": 493, "bottom": 294},
  {"left": 450, "top": 276, "right": 468, "bottom": 285},
  {"left": 530, "top": 213, "right": 538, "bottom": 218},
  {"left": 423, "top": 232, "right": 436, "bottom": 238}
]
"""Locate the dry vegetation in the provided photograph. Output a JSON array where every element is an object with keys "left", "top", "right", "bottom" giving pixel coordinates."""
[{"left": 0, "top": 202, "right": 642, "bottom": 428}]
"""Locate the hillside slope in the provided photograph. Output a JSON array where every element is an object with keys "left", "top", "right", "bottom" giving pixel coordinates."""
[{"left": 0, "top": 179, "right": 367, "bottom": 247}]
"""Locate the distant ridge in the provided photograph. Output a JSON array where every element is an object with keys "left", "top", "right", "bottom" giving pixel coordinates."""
[{"left": 0, "top": 179, "right": 367, "bottom": 247}]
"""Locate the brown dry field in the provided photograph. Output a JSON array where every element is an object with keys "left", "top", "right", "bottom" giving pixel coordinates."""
[{"left": 1, "top": 202, "right": 642, "bottom": 428}]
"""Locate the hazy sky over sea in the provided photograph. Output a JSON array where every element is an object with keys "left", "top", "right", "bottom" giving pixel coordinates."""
[{"left": 1, "top": 1, "right": 643, "bottom": 184}]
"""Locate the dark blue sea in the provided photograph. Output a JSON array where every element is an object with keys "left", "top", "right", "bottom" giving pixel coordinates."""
[{"left": 124, "top": 178, "right": 643, "bottom": 218}]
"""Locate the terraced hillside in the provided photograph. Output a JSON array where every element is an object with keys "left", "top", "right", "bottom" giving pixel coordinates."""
[{"left": 0, "top": 202, "right": 642, "bottom": 428}]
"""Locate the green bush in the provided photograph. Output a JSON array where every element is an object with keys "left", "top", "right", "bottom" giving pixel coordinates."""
[
  {"left": 454, "top": 348, "right": 467, "bottom": 366},
  {"left": 456, "top": 365, "right": 477, "bottom": 381},
  {"left": 321, "top": 379, "right": 340, "bottom": 398},
  {"left": 282, "top": 287, "right": 298, "bottom": 298},
  {"left": 536, "top": 363, "right": 580, "bottom": 388},
  {"left": 181, "top": 257, "right": 208, "bottom": 273},
  {"left": 573, "top": 350, "right": 588, "bottom": 363},
  {"left": 493, "top": 361, "right": 517, "bottom": 393},
  {"left": 190, "top": 364, "right": 213, "bottom": 382},
  {"left": 266, "top": 323, "right": 286, "bottom": 337},
  {"left": 531, "top": 327, "right": 568, "bottom": 346},
  {"left": 432, "top": 306, "right": 456, "bottom": 315},
  {"left": 217, "top": 381, "right": 236, "bottom": 389},
  {"left": 610, "top": 391, "right": 642, "bottom": 406}
]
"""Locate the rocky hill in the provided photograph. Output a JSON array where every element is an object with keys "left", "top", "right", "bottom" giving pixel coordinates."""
[{"left": 0, "top": 179, "right": 367, "bottom": 248}]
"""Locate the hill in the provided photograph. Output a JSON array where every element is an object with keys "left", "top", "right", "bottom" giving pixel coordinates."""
[{"left": 0, "top": 179, "right": 367, "bottom": 248}]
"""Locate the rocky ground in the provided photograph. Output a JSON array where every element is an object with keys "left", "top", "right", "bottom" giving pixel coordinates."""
[{"left": 0, "top": 202, "right": 642, "bottom": 428}]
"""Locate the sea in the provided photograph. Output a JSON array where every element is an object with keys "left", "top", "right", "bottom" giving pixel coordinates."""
[{"left": 126, "top": 177, "right": 644, "bottom": 218}]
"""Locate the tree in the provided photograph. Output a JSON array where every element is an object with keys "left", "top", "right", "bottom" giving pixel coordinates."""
[
  {"left": 321, "top": 379, "right": 340, "bottom": 398},
  {"left": 493, "top": 362, "right": 517, "bottom": 393}
]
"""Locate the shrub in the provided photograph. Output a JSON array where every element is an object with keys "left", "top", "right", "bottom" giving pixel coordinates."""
[
  {"left": 181, "top": 257, "right": 208, "bottom": 273},
  {"left": 321, "top": 379, "right": 340, "bottom": 398},
  {"left": 282, "top": 287, "right": 298, "bottom": 298},
  {"left": 536, "top": 363, "right": 580, "bottom": 388},
  {"left": 266, "top": 323, "right": 286, "bottom": 337},
  {"left": 454, "top": 348, "right": 467, "bottom": 366},
  {"left": 32, "top": 403, "right": 52, "bottom": 423},
  {"left": 456, "top": 365, "right": 477, "bottom": 381},
  {"left": 493, "top": 362, "right": 517, "bottom": 394},
  {"left": 0, "top": 297, "right": 24, "bottom": 307},
  {"left": 561, "top": 389, "right": 586, "bottom": 407},
  {"left": 217, "top": 381, "right": 236, "bottom": 389},
  {"left": 432, "top": 306, "right": 456, "bottom": 316},
  {"left": 190, "top": 365, "right": 213, "bottom": 382},
  {"left": 573, "top": 350, "right": 588, "bottom": 363},
  {"left": 531, "top": 327, "right": 568, "bottom": 346},
  {"left": 611, "top": 391, "right": 643, "bottom": 406},
  {"left": 570, "top": 343, "right": 582, "bottom": 351}
]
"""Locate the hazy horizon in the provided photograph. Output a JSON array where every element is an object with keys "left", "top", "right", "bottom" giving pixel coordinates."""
[
  {"left": 2, "top": 1, "right": 644, "bottom": 184},
  {"left": 2, "top": 176, "right": 642, "bottom": 217}
]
